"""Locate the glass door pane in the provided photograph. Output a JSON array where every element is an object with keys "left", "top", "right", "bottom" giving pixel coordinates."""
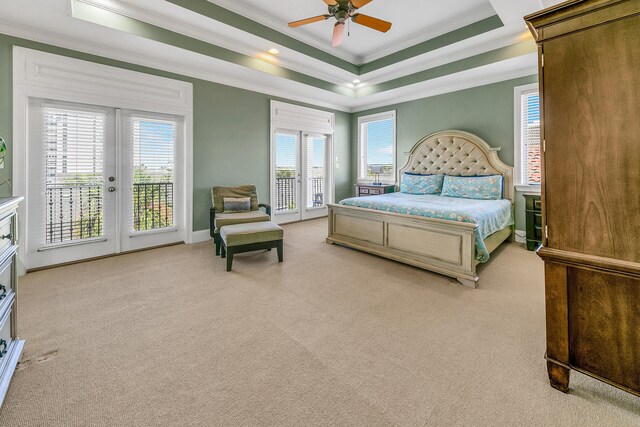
[
  {"left": 27, "top": 99, "right": 117, "bottom": 269},
  {"left": 305, "top": 134, "right": 326, "bottom": 209},
  {"left": 130, "top": 117, "right": 176, "bottom": 232},
  {"left": 274, "top": 131, "right": 299, "bottom": 216},
  {"left": 119, "top": 111, "right": 183, "bottom": 253}
]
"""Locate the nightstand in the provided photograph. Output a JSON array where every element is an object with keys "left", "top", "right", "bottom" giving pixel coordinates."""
[
  {"left": 355, "top": 184, "right": 395, "bottom": 197},
  {"left": 524, "top": 193, "right": 542, "bottom": 251}
]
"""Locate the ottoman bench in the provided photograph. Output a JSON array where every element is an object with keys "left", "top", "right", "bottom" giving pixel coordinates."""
[{"left": 219, "top": 222, "right": 283, "bottom": 271}]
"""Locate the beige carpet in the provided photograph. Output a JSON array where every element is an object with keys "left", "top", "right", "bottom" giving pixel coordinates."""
[{"left": 0, "top": 219, "right": 638, "bottom": 426}]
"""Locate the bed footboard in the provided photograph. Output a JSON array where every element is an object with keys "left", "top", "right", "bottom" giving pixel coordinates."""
[{"left": 326, "top": 204, "right": 480, "bottom": 287}]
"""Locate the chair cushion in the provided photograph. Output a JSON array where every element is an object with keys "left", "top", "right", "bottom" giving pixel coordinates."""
[
  {"left": 212, "top": 185, "right": 259, "bottom": 212},
  {"left": 220, "top": 222, "right": 283, "bottom": 247},
  {"left": 214, "top": 211, "right": 270, "bottom": 232}
]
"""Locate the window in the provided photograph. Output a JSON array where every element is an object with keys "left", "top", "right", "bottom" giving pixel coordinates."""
[
  {"left": 358, "top": 111, "right": 396, "bottom": 183},
  {"left": 515, "top": 84, "right": 541, "bottom": 190},
  {"left": 128, "top": 115, "right": 177, "bottom": 232},
  {"left": 41, "top": 104, "right": 107, "bottom": 244}
]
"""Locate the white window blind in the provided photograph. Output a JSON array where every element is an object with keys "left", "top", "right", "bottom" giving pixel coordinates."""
[
  {"left": 41, "top": 105, "right": 106, "bottom": 244},
  {"left": 358, "top": 112, "right": 396, "bottom": 183},
  {"left": 274, "top": 132, "right": 298, "bottom": 212},
  {"left": 519, "top": 90, "right": 541, "bottom": 186},
  {"left": 305, "top": 134, "right": 326, "bottom": 209},
  {"left": 124, "top": 115, "right": 177, "bottom": 233}
]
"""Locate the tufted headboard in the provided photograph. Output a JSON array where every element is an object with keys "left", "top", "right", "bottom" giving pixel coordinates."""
[{"left": 398, "top": 130, "right": 514, "bottom": 202}]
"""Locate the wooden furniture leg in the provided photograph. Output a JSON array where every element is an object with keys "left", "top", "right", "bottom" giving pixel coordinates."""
[
  {"left": 277, "top": 240, "right": 283, "bottom": 262},
  {"left": 226, "top": 248, "right": 234, "bottom": 272},
  {"left": 215, "top": 234, "right": 221, "bottom": 256},
  {"left": 547, "top": 360, "right": 570, "bottom": 393}
]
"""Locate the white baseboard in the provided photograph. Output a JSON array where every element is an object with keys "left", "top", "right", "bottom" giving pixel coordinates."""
[
  {"left": 190, "top": 229, "right": 212, "bottom": 244},
  {"left": 514, "top": 230, "right": 526, "bottom": 244}
]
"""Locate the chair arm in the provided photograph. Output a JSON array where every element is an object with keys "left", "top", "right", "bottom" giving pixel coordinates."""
[
  {"left": 259, "top": 203, "right": 272, "bottom": 218},
  {"left": 210, "top": 207, "right": 219, "bottom": 237}
]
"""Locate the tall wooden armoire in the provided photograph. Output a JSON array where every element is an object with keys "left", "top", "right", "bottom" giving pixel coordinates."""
[{"left": 525, "top": 0, "right": 640, "bottom": 397}]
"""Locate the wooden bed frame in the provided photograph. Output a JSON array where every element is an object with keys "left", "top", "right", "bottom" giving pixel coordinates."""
[{"left": 326, "top": 130, "right": 514, "bottom": 288}]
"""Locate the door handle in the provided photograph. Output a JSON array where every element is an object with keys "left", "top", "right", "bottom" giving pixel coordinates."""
[{"left": 108, "top": 187, "right": 116, "bottom": 192}]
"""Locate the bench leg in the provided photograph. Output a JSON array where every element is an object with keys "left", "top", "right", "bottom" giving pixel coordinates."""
[
  {"left": 220, "top": 242, "right": 226, "bottom": 258},
  {"left": 226, "top": 249, "right": 234, "bottom": 272},
  {"left": 277, "top": 240, "right": 283, "bottom": 262},
  {"left": 215, "top": 233, "right": 221, "bottom": 256}
]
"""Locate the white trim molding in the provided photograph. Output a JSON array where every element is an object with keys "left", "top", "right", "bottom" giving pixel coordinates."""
[
  {"left": 357, "top": 110, "right": 397, "bottom": 184},
  {"left": 270, "top": 101, "right": 336, "bottom": 224},
  {"left": 12, "top": 47, "right": 195, "bottom": 269},
  {"left": 513, "top": 82, "right": 540, "bottom": 189}
]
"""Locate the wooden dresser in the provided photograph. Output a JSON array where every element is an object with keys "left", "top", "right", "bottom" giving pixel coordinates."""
[
  {"left": 524, "top": 193, "right": 542, "bottom": 251},
  {"left": 0, "top": 197, "right": 23, "bottom": 407},
  {"left": 525, "top": 0, "right": 640, "bottom": 396}
]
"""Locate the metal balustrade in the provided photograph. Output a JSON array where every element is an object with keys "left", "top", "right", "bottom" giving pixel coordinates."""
[
  {"left": 45, "top": 182, "right": 174, "bottom": 244},
  {"left": 275, "top": 177, "right": 324, "bottom": 212}
]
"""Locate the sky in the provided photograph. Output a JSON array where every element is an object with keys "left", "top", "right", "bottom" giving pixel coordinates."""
[
  {"left": 365, "top": 119, "right": 394, "bottom": 165},
  {"left": 276, "top": 133, "right": 325, "bottom": 169},
  {"left": 135, "top": 119, "right": 176, "bottom": 171},
  {"left": 526, "top": 93, "right": 540, "bottom": 124}
]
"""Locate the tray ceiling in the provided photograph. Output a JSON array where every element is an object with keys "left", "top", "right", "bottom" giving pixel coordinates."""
[
  {"left": 0, "top": 0, "right": 564, "bottom": 111},
  {"left": 209, "top": 0, "right": 496, "bottom": 62}
]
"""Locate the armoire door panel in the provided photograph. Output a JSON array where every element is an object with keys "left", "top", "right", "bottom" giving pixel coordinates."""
[
  {"left": 567, "top": 267, "right": 640, "bottom": 391},
  {"left": 542, "top": 15, "right": 640, "bottom": 261}
]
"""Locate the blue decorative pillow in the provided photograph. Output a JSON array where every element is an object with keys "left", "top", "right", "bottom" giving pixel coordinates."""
[
  {"left": 400, "top": 173, "right": 444, "bottom": 195},
  {"left": 441, "top": 175, "right": 503, "bottom": 200}
]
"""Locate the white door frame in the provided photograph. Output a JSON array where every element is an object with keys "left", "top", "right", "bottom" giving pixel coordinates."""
[
  {"left": 270, "top": 101, "right": 335, "bottom": 225},
  {"left": 12, "top": 47, "right": 193, "bottom": 271}
]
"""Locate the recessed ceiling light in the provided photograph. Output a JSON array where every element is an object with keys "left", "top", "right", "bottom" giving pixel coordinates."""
[
  {"left": 352, "top": 79, "right": 361, "bottom": 84},
  {"left": 268, "top": 48, "right": 280, "bottom": 55}
]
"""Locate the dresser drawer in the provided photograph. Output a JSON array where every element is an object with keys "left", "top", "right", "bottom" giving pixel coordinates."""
[
  {"left": 0, "top": 307, "right": 12, "bottom": 368},
  {"left": 525, "top": 195, "right": 542, "bottom": 211},
  {"left": 359, "top": 187, "right": 370, "bottom": 195},
  {"left": 0, "top": 257, "right": 13, "bottom": 315},
  {"left": 534, "top": 212, "right": 542, "bottom": 226},
  {"left": 0, "top": 215, "right": 12, "bottom": 254},
  {"left": 368, "top": 188, "right": 382, "bottom": 195}
]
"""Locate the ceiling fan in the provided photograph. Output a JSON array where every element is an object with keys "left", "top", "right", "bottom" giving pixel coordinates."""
[{"left": 288, "top": 0, "right": 392, "bottom": 48}]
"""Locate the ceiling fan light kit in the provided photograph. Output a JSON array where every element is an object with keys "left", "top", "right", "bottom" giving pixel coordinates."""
[{"left": 288, "top": 0, "right": 392, "bottom": 48}]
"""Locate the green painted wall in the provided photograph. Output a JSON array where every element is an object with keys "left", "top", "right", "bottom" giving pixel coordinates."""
[
  {"left": 0, "top": 34, "right": 352, "bottom": 232},
  {"left": 350, "top": 75, "right": 539, "bottom": 231}
]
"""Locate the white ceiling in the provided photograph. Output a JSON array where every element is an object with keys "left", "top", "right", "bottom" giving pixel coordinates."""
[
  {"left": 210, "top": 0, "right": 497, "bottom": 63},
  {"left": 0, "top": 0, "right": 563, "bottom": 112}
]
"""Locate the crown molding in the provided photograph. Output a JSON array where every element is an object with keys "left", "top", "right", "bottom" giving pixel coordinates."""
[
  {"left": 0, "top": 21, "right": 352, "bottom": 112},
  {"left": 351, "top": 54, "right": 538, "bottom": 112},
  {"left": 79, "top": 0, "right": 358, "bottom": 85},
  {"left": 359, "top": 3, "right": 497, "bottom": 64},
  {"left": 205, "top": 0, "right": 357, "bottom": 64}
]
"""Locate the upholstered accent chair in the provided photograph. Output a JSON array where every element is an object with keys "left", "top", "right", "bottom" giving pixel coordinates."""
[{"left": 210, "top": 185, "right": 271, "bottom": 255}]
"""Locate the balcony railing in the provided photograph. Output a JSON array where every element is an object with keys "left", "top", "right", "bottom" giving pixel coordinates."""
[
  {"left": 275, "top": 177, "right": 324, "bottom": 212},
  {"left": 133, "top": 182, "right": 173, "bottom": 232},
  {"left": 45, "top": 182, "right": 173, "bottom": 244}
]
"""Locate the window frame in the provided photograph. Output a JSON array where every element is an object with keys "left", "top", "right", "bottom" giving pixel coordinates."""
[
  {"left": 357, "top": 110, "right": 397, "bottom": 184},
  {"left": 514, "top": 83, "right": 541, "bottom": 193}
]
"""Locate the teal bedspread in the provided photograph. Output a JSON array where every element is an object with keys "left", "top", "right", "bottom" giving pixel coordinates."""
[{"left": 339, "top": 193, "right": 513, "bottom": 262}]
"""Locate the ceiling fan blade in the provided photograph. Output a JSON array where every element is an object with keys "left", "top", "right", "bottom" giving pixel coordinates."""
[
  {"left": 323, "top": 0, "right": 338, "bottom": 5},
  {"left": 352, "top": 14, "right": 392, "bottom": 33},
  {"left": 332, "top": 23, "right": 345, "bottom": 47},
  {"left": 288, "top": 15, "right": 329, "bottom": 28},
  {"left": 351, "top": 0, "right": 374, "bottom": 8}
]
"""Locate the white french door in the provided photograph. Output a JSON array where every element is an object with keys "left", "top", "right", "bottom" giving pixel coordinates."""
[
  {"left": 26, "top": 99, "right": 184, "bottom": 269},
  {"left": 272, "top": 129, "right": 331, "bottom": 224}
]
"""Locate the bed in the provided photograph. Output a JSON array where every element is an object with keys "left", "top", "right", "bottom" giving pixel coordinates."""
[{"left": 326, "top": 130, "right": 514, "bottom": 288}]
